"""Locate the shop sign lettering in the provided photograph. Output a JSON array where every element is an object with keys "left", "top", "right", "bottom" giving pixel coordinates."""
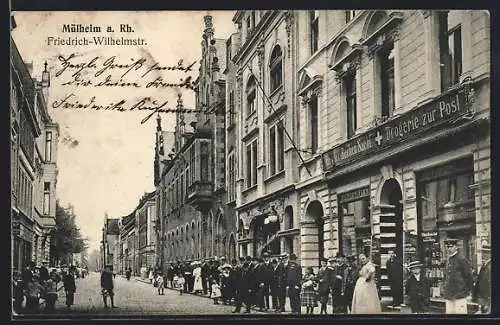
[
  {"left": 322, "top": 87, "right": 471, "bottom": 171},
  {"left": 339, "top": 187, "right": 370, "bottom": 203}
]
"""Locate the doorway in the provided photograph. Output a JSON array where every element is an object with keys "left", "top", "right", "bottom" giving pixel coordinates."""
[{"left": 379, "top": 178, "right": 404, "bottom": 306}]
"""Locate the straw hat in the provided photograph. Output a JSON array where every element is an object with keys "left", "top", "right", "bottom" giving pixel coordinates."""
[{"left": 407, "top": 261, "right": 423, "bottom": 269}]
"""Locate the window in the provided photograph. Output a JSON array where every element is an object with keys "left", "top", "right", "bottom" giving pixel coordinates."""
[
  {"left": 228, "top": 153, "right": 236, "bottom": 202},
  {"left": 380, "top": 43, "right": 395, "bottom": 118},
  {"left": 309, "top": 96, "right": 319, "bottom": 154},
  {"left": 246, "top": 140, "right": 258, "bottom": 188},
  {"left": 439, "top": 12, "right": 462, "bottom": 91},
  {"left": 269, "top": 46, "right": 283, "bottom": 93},
  {"left": 309, "top": 10, "right": 319, "bottom": 54},
  {"left": 11, "top": 83, "right": 18, "bottom": 111},
  {"left": 246, "top": 77, "right": 257, "bottom": 116},
  {"left": 228, "top": 91, "right": 235, "bottom": 126},
  {"left": 190, "top": 146, "right": 195, "bottom": 183},
  {"left": 268, "top": 120, "right": 285, "bottom": 176},
  {"left": 180, "top": 174, "right": 184, "bottom": 204},
  {"left": 339, "top": 194, "right": 371, "bottom": 258},
  {"left": 45, "top": 131, "right": 52, "bottom": 162},
  {"left": 226, "top": 38, "right": 232, "bottom": 65},
  {"left": 345, "top": 10, "right": 357, "bottom": 23},
  {"left": 345, "top": 74, "right": 357, "bottom": 139},
  {"left": 200, "top": 142, "right": 209, "bottom": 181},
  {"left": 43, "top": 182, "right": 50, "bottom": 215},
  {"left": 246, "top": 11, "right": 256, "bottom": 37}
]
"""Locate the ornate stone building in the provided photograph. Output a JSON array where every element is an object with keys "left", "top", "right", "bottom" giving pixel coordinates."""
[
  {"left": 230, "top": 11, "right": 302, "bottom": 259},
  {"left": 294, "top": 10, "right": 490, "bottom": 306},
  {"left": 11, "top": 19, "right": 59, "bottom": 270},
  {"left": 155, "top": 15, "right": 237, "bottom": 268}
]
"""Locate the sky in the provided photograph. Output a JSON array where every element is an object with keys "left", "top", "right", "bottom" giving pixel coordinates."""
[{"left": 11, "top": 11, "right": 236, "bottom": 253}]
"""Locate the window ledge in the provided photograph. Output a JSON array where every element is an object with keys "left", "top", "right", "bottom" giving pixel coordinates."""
[
  {"left": 242, "top": 184, "right": 258, "bottom": 195},
  {"left": 264, "top": 169, "right": 285, "bottom": 183}
]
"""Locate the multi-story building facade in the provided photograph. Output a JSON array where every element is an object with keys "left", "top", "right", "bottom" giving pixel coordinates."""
[
  {"left": 230, "top": 11, "right": 302, "bottom": 259},
  {"left": 100, "top": 216, "right": 119, "bottom": 270},
  {"left": 136, "top": 191, "right": 157, "bottom": 271},
  {"left": 154, "top": 15, "right": 237, "bottom": 269},
  {"left": 293, "top": 9, "right": 490, "bottom": 305},
  {"left": 119, "top": 212, "right": 136, "bottom": 274},
  {"left": 11, "top": 20, "right": 59, "bottom": 271}
]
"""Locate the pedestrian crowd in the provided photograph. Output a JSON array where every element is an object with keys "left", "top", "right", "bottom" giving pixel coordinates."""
[
  {"left": 136, "top": 239, "right": 491, "bottom": 315},
  {"left": 12, "top": 260, "right": 83, "bottom": 315}
]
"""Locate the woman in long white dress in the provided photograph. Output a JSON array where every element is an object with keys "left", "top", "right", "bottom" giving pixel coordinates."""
[
  {"left": 192, "top": 261, "right": 203, "bottom": 294},
  {"left": 351, "top": 254, "right": 382, "bottom": 314}
]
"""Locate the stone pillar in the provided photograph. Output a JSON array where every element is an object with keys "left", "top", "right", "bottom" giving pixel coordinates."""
[
  {"left": 421, "top": 10, "right": 441, "bottom": 100},
  {"left": 300, "top": 221, "right": 319, "bottom": 269}
]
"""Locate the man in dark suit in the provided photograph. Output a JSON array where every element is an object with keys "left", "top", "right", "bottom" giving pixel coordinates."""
[
  {"left": 285, "top": 253, "right": 302, "bottom": 314},
  {"left": 39, "top": 260, "right": 50, "bottom": 284},
  {"left": 256, "top": 253, "right": 272, "bottom": 311},
  {"left": 344, "top": 255, "right": 358, "bottom": 313},
  {"left": 317, "top": 257, "right": 334, "bottom": 314},
  {"left": 386, "top": 250, "right": 403, "bottom": 307},
  {"left": 274, "top": 253, "right": 288, "bottom": 313},
  {"left": 231, "top": 257, "right": 245, "bottom": 313},
  {"left": 241, "top": 256, "right": 257, "bottom": 313},
  {"left": 473, "top": 244, "right": 491, "bottom": 314},
  {"left": 442, "top": 238, "right": 474, "bottom": 314}
]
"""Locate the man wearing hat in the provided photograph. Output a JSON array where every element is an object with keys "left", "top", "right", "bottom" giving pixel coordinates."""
[
  {"left": 231, "top": 257, "right": 246, "bottom": 313},
  {"left": 255, "top": 252, "right": 272, "bottom": 311},
  {"left": 473, "top": 243, "right": 491, "bottom": 313},
  {"left": 274, "top": 253, "right": 288, "bottom": 313},
  {"left": 442, "top": 238, "right": 474, "bottom": 314},
  {"left": 344, "top": 255, "right": 358, "bottom": 313},
  {"left": 404, "top": 260, "right": 430, "bottom": 313},
  {"left": 285, "top": 253, "right": 302, "bottom": 314},
  {"left": 386, "top": 250, "right": 403, "bottom": 307},
  {"left": 100, "top": 264, "right": 116, "bottom": 308},
  {"left": 317, "top": 257, "right": 333, "bottom": 314}
]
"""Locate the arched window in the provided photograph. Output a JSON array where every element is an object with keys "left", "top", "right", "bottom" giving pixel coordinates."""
[
  {"left": 246, "top": 76, "right": 256, "bottom": 116},
  {"left": 269, "top": 45, "right": 283, "bottom": 93}
]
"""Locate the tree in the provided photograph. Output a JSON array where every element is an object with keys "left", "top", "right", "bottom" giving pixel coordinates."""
[{"left": 51, "top": 201, "right": 88, "bottom": 266}]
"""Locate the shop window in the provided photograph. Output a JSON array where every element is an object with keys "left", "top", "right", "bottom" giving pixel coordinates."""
[
  {"left": 200, "top": 142, "right": 209, "bottom": 181},
  {"left": 439, "top": 11, "right": 462, "bottom": 91},
  {"left": 416, "top": 158, "right": 475, "bottom": 298},
  {"left": 339, "top": 190, "right": 371, "bottom": 258}
]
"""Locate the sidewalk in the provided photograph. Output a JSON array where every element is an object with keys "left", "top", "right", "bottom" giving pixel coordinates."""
[{"left": 129, "top": 276, "right": 401, "bottom": 315}]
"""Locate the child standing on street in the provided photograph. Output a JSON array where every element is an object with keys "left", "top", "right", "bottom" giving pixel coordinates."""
[
  {"left": 156, "top": 273, "right": 165, "bottom": 295},
  {"left": 177, "top": 274, "right": 185, "bottom": 295},
  {"left": 211, "top": 279, "right": 222, "bottom": 305},
  {"left": 301, "top": 267, "right": 318, "bottom": 314},
  {"left": 43, "top": 272, "right": 60, "bottom": 312}
]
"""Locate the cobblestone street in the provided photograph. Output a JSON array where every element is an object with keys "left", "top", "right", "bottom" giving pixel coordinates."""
[{"left": 38, "top": 272, "right": 245, "bottom": 316}]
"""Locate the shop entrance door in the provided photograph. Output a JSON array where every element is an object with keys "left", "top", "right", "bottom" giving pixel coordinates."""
[{"left": 379, "top": 178, "right": 404, "bottom": 306}]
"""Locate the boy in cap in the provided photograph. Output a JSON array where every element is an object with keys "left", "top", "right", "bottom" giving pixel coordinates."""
[
  {"left": 442, "top": 238, "right": 473, "bottom": 314},
  {"left": 404, "top": 260, "right": 430, "bottom": 313}
]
